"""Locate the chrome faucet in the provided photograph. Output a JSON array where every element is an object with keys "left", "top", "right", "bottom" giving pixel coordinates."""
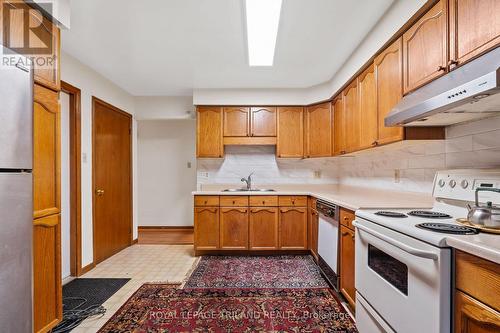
[{"left": 241, "top": 172, "right": 254, "bottom": 190}]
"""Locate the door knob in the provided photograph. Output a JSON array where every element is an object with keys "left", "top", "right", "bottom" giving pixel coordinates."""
[{"left": 96, "top": 189, "right": 105, "bottom": 196}]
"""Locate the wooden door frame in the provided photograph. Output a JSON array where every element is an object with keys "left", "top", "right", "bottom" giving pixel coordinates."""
[
  {"left": 60, "top": 81, "right": 83, "bottom": 276},
  {"left": 91, "top": 96, "right": 133, "bottom": 265}
]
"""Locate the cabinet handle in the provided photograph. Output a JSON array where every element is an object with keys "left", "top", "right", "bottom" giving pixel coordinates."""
[
  {"left": 448, "top": 59, "right": 459, "bottom": 67},
  {"left": 280, "top": 208, "right": 305, "bottom": 213},
  {"left": 343, "top": 216, "right": 349, "bottom": 220},
  {"left": 342, "top": 232, "right": 349, "bottom": 236},
  {"left": 262, "top": 201, "right": 266, "bottom": 204},
  {"left": 352, "top": 234, "right": 355, "bottom": 240},
  {"left": 371, "top": 141, "right": 378, "bottom": 146},
  {"left": 232, "top": 201, "right": 236, "bottom": 204},
  {"left": 204, "top": 201, "right": 208, "bottom": 204},
  {"left": 437, "top": 65, "right": 446, "bottom": 71}
]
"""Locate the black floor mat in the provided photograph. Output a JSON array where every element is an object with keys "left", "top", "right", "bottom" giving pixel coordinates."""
[{"left": 52, "top": 278, "right": 130, "bottom": 333}]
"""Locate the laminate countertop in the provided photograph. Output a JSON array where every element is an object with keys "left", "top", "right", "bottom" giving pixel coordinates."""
[{"left": 192, "top": 184, "right": 434, "bottom": 211}]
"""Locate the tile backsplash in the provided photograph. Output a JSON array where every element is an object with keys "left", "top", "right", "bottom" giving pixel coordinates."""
[{"left": 197, "top": 115, "right": 500, "bottom": 193}]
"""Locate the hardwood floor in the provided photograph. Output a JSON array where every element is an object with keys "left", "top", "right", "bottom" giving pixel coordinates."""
[{"left": 138, "top": 227, "right": 194, "bottom": 245}]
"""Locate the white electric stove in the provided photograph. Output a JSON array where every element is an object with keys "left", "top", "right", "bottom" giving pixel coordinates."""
[{"left": 353, "top": 169, "right": 500, "bottom": 333}]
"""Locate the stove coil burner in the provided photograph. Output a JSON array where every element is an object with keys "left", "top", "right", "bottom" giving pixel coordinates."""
[
  {"left": 416, "top": 223, "right": 479, "bottom": 235},
  {"left": 408, "top": 210, "right": 453, "bottom": 219},
  {"left": 375, "top": 211, "right": 408, "bottom": 218}
]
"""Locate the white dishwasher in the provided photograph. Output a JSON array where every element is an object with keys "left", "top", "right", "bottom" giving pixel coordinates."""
[{"left": 316, "top": 200, "right": 340, "bottom": 289}]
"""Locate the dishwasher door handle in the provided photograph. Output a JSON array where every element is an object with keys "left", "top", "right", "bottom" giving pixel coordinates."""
[{"left": 353, "top": 221, "right": 438, "bottom": 260}]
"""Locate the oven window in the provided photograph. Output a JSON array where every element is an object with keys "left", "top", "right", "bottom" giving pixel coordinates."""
[{"left": 368, "top": 244, "right": 408, "bottom": 295}]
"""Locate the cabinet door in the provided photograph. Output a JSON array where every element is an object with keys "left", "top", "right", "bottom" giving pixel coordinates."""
[
  {"left": 277, "top": 107, "right": 304, "bottom": 158},
  {"left": 249, "top": 208, "right": 278, "bottom": 250},
  {"left": 358, "top": 65, "right": 378, "bottom": 150},
  {"left": 33, "top": 214, "right": 62, "bottom": 333},
  {"left": 33, "top": 84, "right": 60, "bottom": 218},
  {"left": 332, "top": 96, "right": 346, "bottom": 155},
  {"left": 196, "top": 106, "right": 223, "bottom": 158},
  {"left": 308, "top": 208, "right": 319, "bottom": 260},
  {"left": 279, "top": 207, "right": 307, "bottom": 249},
  {"left": 250, "top": 107, "right": 276, "bottom": 137},
  {"left": 340, "top": 225, "right": 355, "bottom": 309},
  {"left": 223, "top": 107, "right": 249, "bottom": 137},
  {"left": 449, "top": 0, "right": 500, "bottom": 67},
  {"left": 343, "top": 81, "right": 360, "bottom": 153},
  {"left": 194, "top": 207, "right": 219, "bottom": 250},
  {"left": 374, "top": 38, "right": 404, "bottom": 145},
  {"left": 3, "top": 0, "right": 60, "bottom": 91},
  {"left": 220, "top": 208, "right": 248, "bottom": 250},
  {"left": 454, "top": 290, "right": 500, "bottom": 333},
  {"left": 403, "top": 0, "right": 447, "bottom": 94},
  {"left": 305, "top": 103, "right": 332, "bottom": 157}
]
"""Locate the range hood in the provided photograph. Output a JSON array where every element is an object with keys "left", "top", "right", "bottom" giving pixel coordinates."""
[{"left": 385, "top": 47, "right": 500, "bottom": 127}]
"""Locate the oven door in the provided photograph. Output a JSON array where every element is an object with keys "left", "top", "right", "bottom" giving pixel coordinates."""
[{"left": 354, "top": 217, "right": 451, "bottom": 333}]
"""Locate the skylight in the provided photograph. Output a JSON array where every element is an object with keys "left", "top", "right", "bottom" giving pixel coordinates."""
[{"left": 245, "top": 0, "right": 282, "bottom": 67}]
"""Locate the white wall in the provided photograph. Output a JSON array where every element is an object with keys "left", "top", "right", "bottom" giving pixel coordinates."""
[
  {"left": 60, "top": 91, "right": 71, "bottom": 278},
  {"left": 137, "top": 120, "right": 196, "bottom": 227},
  {"left": 135, "top": 96, "right": 194, "bottom": 120},
  {"left": 193, "top": 0, "right": 427, "bottom": 106},
  {"left": 60, "top": 51, "right": 137, "bottom": 267}
]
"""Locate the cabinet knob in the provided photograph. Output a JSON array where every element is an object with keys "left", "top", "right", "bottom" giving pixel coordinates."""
[
  {"left": 448, "top": 59, "right": 459, "bottom": 67},
  {"left": 437, "top": 65, "right": 446, "bottom": 71},
  {"left": 262, "top": 201, "right": 265, "bottom": 204},
  {"left": 343, "top": 216, "right": 348, "bottom": 220},
  {"left": 95, "top": 189, "right": 105, "bottom": 196},
  {"left": 204, "top": 201, "right": 208, "bottom": 204},
  {"left": 371, "top": 141, "right": 378, "bottom": 146},
  {"left": 232, "top": 201, "right": 235, "bottom": 204}
]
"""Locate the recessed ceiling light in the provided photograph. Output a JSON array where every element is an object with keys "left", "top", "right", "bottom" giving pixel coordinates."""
[{"left": 245, "top": 0, "right": 282, "bottom": 67}]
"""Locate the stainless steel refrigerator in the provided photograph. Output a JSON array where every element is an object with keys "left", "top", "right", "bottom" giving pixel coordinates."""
[{"left": 0, "top": 46, "right": 33, "bottom": 333}]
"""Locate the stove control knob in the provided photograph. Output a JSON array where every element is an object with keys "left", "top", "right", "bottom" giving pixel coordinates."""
[
  {"left": 449, "top": 179, "right": 457, "bottom": 188},
  {"left": 460, "top": 180, "right": 469, "bottom": 189},
  {"left": 438, "top": 179, "right": 446, "bottom": 188}
]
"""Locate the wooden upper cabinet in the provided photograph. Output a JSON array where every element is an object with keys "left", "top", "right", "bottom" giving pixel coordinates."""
[
  {"left": 33, "top": 84, "right": 60, "bottom": 218},
  {"left": 223, "top": 107, "right": 249, "bottom": 137},
  {"left": 343, "top": 80, "right": 360, "bottom": 153},
  {"left": 250, "top": 107, "right": 276, "bottom": 137},
  {"left": 305, "top": 102, "right": 332, "bottom": 158},
  {"left": 374, "top": 37, "right": 404, "bottom": 145},
  {"left": 277, "top": 106, "right": 304, "bottom": 158},
  {"left": 2, "top": 0, "right": 60, "bottom": 91},
  {"left": 196, "top": 106, "right": 223, "bottom": 158},
  {"left": 403, "top": 0, "right": 447, "bottom": 94},
  {"left": 449, "top": 0, "right": 500, "bottom": 68},
  {"left": 332, "top": 96, "right": 346, "bottom": 155},
  {"left": 358, "top": 65, "right": 378, "bottom": 150}
]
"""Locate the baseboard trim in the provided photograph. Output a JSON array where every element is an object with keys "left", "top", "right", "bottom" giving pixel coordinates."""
[
  {"left": 80, "top": 262, "right": 95, "bottom": 275},
  {"left": 138, "top": 226, "right": 194, "bottom": 245}
]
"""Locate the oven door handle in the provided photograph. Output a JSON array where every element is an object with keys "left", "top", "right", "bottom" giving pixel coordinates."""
[{"left": 353, "top": 221, "right": 439, "bottom": 260}]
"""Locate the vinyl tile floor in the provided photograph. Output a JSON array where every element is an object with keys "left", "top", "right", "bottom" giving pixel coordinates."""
[{"left": 69, "top": 245, "right": 197, "bottom": 333}]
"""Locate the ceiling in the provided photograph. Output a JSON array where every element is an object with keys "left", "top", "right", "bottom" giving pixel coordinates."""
[{"left": 62, "top": 0, "right": 394, "bottom": 96}]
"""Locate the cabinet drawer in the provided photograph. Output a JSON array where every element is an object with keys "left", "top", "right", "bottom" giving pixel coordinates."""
[
  {"left": 249, "top": 196, "right": 278, "bottom": 207},
  {"left": 340, "top": 208, "right": 355, "bottom": 230},
  {"left": 455, "top": 250, "right": 500, "bottom": 311},
  {"left": 278, "top": 196, "right": 307, "bottom": 207},
  {"left": 194, "top": 196, "right": 219, "bottom": 206},
  {"left": 220, "top": 196, "right": 249, "bottom": 207}
]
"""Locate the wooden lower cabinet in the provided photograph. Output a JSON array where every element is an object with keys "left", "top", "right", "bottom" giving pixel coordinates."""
[
  {"left": 220, "top": 208, "right": 249, "bottom": 250},
  {"left": 249, "top": 208, "right": 279, "bottom": 250},
  {"left": 279, "top": 207, "right": 307, "bottom": 250},
  {"left": 33, "top": 214, "right": 62, "bottom": 333},
  {"left": 308, "top": 208, "right": 319, "bottom": 260},
  {"left": 455, "top": 290, "right": 500, "bottom": 333},
  {"left": 454, "top": 250, "right": 500, "bottom": 332},
  {"left": 194, "top": 207, "right": 219, "bottom": 250},
  {"left": 340, "top": 225, "right": 356, "bottom": 309}
]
